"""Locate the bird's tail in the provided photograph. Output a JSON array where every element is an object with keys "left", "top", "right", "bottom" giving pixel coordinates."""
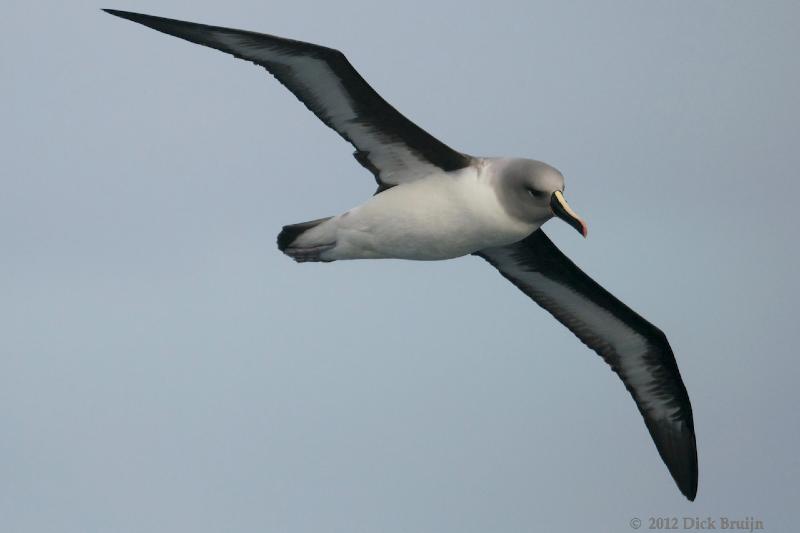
[{"left": 277, "top": 216, "right": 336, "bottom": 262}]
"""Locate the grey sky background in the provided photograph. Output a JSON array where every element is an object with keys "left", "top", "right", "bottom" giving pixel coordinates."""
[{"left": 2, "top": 0, "right": 799, "bottom": 531}]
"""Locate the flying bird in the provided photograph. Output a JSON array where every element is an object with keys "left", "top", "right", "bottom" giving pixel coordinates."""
[{"left": 104, "top": 9, "right": 698, "bottom": 500}]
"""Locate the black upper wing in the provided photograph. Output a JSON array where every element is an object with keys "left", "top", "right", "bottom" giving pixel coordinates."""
[
  {"left": 475, "top": 229, "right": 698, "bottom": 500},
  {"left": 104, "top": 10, "right": 472, "bottom": 188}
]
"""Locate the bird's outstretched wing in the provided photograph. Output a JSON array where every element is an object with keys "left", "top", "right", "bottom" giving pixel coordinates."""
[
  {"left": 475, "top": 229, "right": 698, "bottom": 500},
  {"left": 104, "top": 10, "right": 472, "bottom": 189}
]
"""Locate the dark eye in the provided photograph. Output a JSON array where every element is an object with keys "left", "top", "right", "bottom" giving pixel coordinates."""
[{"left": 528, "top": 189, "right": 545, "bottom": 198}]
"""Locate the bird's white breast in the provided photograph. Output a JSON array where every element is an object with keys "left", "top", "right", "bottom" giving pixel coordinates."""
[{"left": 330, "top": 166, "right": 537, "bottom": 260}]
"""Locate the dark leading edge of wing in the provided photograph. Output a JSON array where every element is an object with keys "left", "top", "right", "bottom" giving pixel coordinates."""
[
  {"left": 476, "top": 230, "right": 698, "bottom": 500},
  {"left": 103, "top": 10, "right": 472, "bottom": 189}
]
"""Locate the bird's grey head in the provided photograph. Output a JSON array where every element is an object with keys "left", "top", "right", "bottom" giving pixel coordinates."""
[{"left": 493, "top": 158, "right": 587, "bottom": 237}]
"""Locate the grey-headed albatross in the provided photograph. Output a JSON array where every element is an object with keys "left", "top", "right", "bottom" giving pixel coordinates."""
[{"left": 105, "top": 9, "right": 698, "bottom": 500}]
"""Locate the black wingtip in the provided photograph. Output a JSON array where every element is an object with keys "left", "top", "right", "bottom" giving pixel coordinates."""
[
  {"left": 680, "top": 457, "right": 699, "bottom": 502},
  {"left": 670, "top": 433, "right": 698, "bottom": 501},
  {"left": 103, "top": 9, "right": 157, "bottom": 27},
  {"left": 102, "top": 9, "right": 160, "bottom": 23},
  {"left": 646, "top": 419, "right": 698, "bottom": 501},
  {"left": 102, "top": 9, "right": 184, "bottom": 30},
  {"left": 102, "top": 9, "right": 138, "bottom": 19},
  {"left": 680, "top": 479, "right": 697, "bottom": 501},
  {"left": 677, "top": 464, "right": 698, "bottom": 501}
]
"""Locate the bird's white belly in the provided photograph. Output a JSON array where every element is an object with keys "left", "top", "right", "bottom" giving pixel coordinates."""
[{"left": 327, "top": 171, "right": 536, "bottom": 260}]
